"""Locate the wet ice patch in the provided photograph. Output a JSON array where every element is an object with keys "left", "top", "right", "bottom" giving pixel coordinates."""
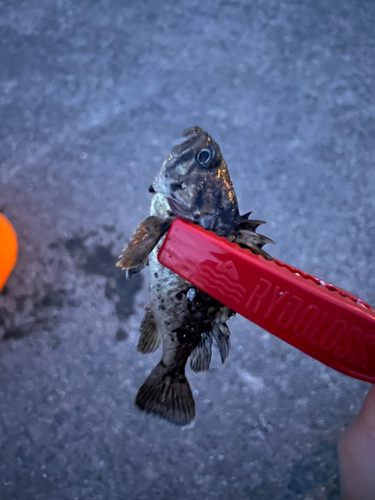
[{"left": 238, "top": 370, "right": 265, "bottom": 392}]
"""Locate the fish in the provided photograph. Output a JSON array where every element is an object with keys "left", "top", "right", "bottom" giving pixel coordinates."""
[{"left": 117, "top": 126, "right": 274, "bottom": 426}]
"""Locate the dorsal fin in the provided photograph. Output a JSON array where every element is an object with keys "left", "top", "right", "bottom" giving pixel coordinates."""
[
  {"left": 240, "top": 211, "right": 253, "bottom": 221},
  {"left": 238, "top": 219, "right": 267, "bottom": 231},
  {"left": 235, "top": 230, "right": 275, "bottom": 249}
]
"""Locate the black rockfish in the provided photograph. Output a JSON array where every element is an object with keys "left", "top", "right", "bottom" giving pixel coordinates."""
[{"left": 117, "top": 126, "right": 274, "bottom": 426}]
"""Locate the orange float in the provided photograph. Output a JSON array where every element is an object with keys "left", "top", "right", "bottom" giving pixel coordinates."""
[{"left": 0, "top": 213, "right": 18, "bottom": 291}]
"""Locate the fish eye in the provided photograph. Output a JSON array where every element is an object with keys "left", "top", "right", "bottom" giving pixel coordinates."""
[{"left": 196, "top": 147, "right": 216, "bottom": 167}]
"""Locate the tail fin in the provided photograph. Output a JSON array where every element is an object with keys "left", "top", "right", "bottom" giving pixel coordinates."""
[{"left": 135, "top": 362, "right": 195, "bottom": 426}]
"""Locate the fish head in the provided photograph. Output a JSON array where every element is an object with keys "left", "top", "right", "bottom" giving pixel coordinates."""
[{"left": 153, "top": 126, "right": 239, "bottom": 236}]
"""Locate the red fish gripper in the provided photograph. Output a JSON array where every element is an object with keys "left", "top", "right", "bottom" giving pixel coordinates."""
[{"left": 158, "top": 217, "right": 375, "bottom": 384}]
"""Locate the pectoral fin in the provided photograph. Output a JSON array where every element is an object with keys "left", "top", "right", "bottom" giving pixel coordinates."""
[{"left": 116, "top": 216, "right": 172, "bottom": 273}]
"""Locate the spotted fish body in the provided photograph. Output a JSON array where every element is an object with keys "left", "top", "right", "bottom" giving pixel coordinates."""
[{"left": 117, "top": 126, "right": 273, "bottom": 426}]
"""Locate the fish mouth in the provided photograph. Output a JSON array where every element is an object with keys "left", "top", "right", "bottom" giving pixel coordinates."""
[
  {"left": 153, "top": 171, "right": 192, "bottom": 218},
  {"left": 167, "top": 197, "right": 193, "bottom": 218}
]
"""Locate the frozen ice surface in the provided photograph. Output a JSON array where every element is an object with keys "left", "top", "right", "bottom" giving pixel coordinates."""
[{"left": 0, "top": 0, "right": 374, "bottom": 499}]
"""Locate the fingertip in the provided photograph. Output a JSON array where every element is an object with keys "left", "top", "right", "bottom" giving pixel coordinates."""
[
  {"left": 354, "top": 385, "right": 375, "bottom": 434},
  {"left": 338, "top": 386, "right": 375, "bottom": 500}
]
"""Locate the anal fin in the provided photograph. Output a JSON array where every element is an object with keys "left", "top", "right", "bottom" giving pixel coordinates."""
[
  {"left": 137, "top": 303, "right": 161, "bottom": 354},
  {"left": 190, "top": 333, "right": 213, "bottom": 373},
  {"left": 135, "top": 362, "right": 195, "bottom": 426}
]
